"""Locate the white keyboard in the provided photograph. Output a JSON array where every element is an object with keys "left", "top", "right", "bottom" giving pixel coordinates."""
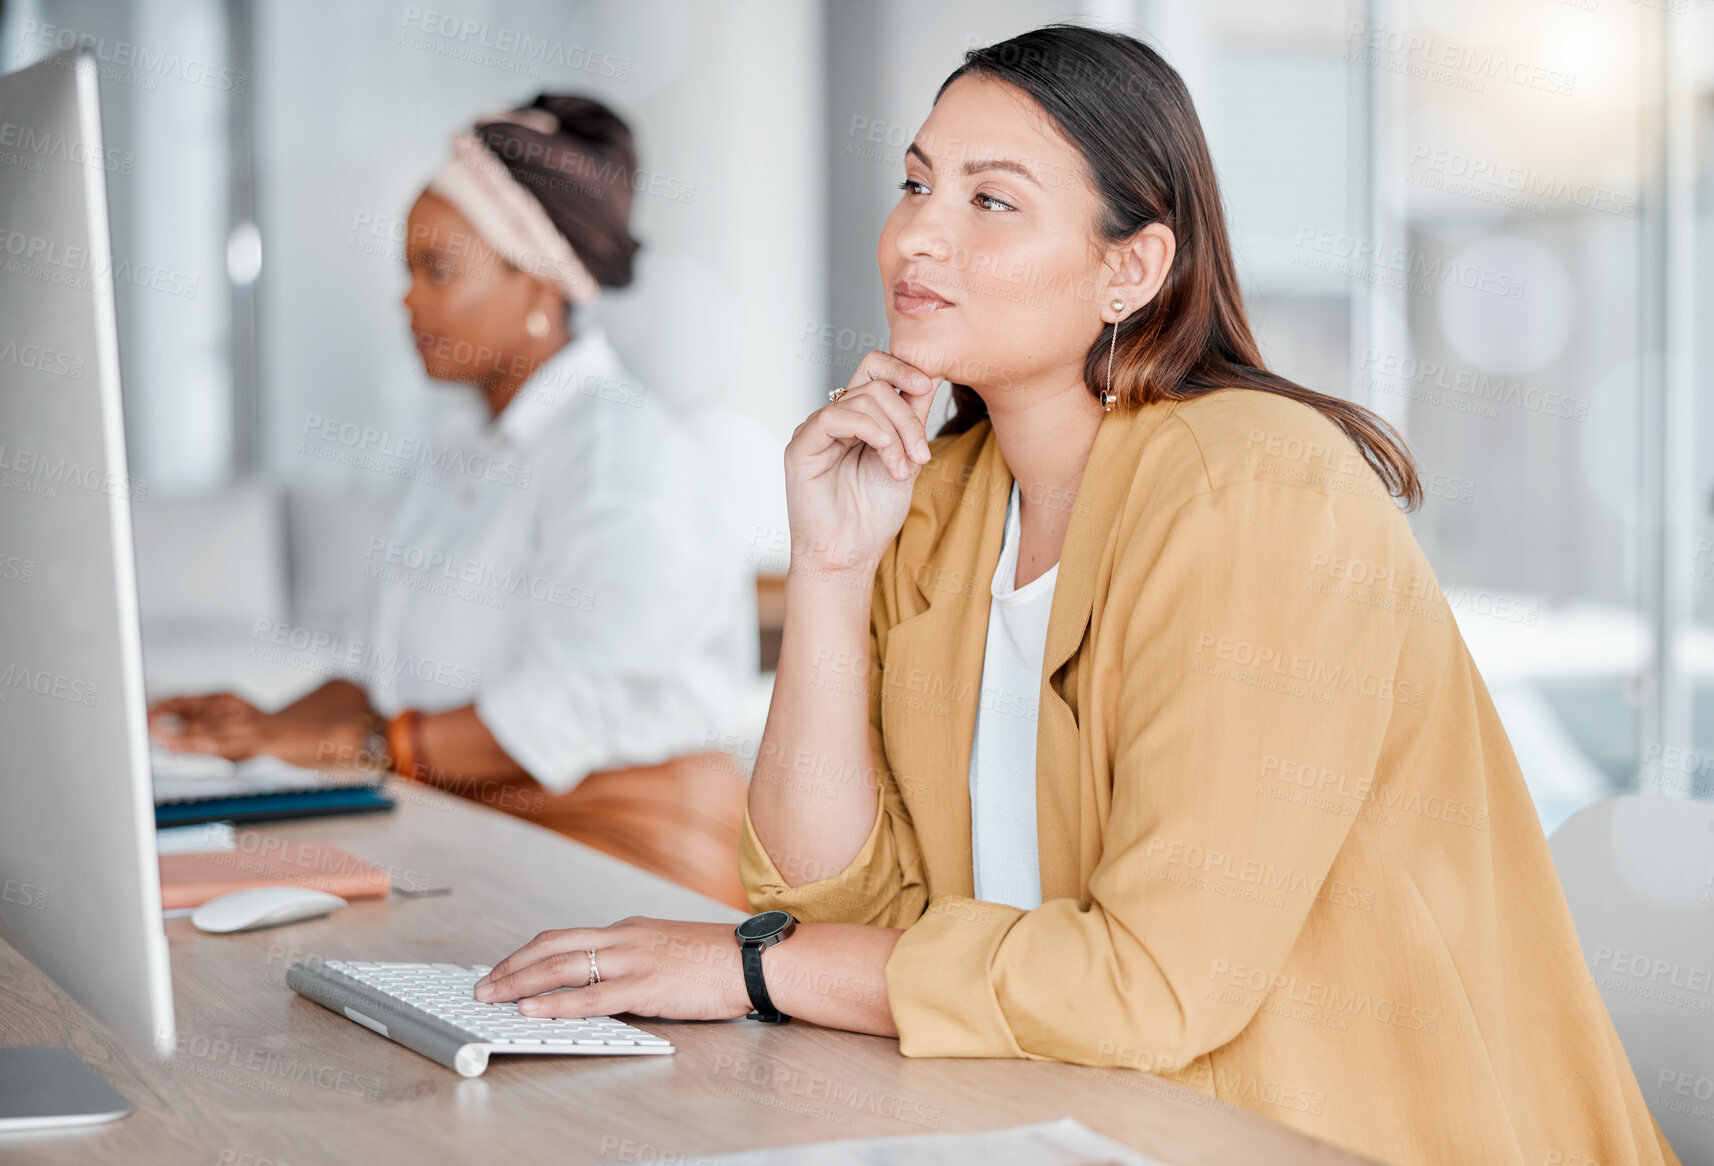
[{"left": 288, "top": 960, "right": 674, "bottom": 1076}]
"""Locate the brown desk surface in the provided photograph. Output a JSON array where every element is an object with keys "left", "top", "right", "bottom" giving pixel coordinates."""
[{"left": 0, "top": 780, "right": 1378, "bottom": 1165}]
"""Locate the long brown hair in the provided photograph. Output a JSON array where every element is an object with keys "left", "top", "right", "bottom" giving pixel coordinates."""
[{"left": 934, "top": 25, "right": 1421, "bottom": 509}]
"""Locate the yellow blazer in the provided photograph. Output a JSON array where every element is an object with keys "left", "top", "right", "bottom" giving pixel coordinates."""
[{"left": 739, "top": 389, "right": 1678, "bottom": 1166}]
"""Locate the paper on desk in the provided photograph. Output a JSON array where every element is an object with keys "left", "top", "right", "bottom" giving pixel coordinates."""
[
  {"left": 696, "top": 1117, "right": 1169, "bottom": 1166},
  {"left": 155, "top": 821, "right": 236, "bottom": 855}
]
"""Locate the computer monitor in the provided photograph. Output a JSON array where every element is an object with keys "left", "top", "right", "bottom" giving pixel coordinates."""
[{"left": 0, "top": 48, "right": 174, "bottom": 1125}]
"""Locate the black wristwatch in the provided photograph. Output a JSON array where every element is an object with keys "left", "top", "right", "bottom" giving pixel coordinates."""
[{"left": 734, "top": 910, "right": 797, "bottom": 1023}]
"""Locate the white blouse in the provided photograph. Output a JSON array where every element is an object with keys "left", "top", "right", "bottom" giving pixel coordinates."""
[
  {"left": 362, "top": 323, "right": 756, "bottom": 794},
  {"left": 967, "top": 479, "right": 1057, "bottom": 911}
]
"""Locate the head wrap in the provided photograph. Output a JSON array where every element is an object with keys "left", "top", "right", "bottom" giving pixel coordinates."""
[
  {"left": 426, "top": 109, "right": 602, "bottom": 307},
  {"left": 472, "top": 96, "right": 641, "bottom": 289}
]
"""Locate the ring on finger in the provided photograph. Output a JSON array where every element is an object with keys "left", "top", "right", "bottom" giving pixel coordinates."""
[
  {"left": 586, "top": 949, "right": 602, "bottom": 987},
  {"left": 828, "top": 385, "right": 848, "bottom": 403}
]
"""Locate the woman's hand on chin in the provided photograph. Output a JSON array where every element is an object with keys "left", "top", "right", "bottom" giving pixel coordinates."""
[
  {"left": 783, "top": 350, "right": 941, "bottom": 582},
  {"left": 474, "top": 917, "right": 751, "bottom": 1021}
]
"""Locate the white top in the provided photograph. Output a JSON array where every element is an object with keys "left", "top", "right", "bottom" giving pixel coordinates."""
[
  {"left": 967, "top": 480, "right": 1057, "bottom": 911},
  {"left": 362, "top": 323, "right": 756, "bottom": 794}
]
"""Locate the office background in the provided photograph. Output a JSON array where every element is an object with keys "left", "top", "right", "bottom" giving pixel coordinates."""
[{"left": 4, "top": 0, "right": 1710, "bottom": 834}]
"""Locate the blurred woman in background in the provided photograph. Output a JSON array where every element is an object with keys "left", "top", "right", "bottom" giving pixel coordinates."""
[{"left": 150, "top": 96, "right": 757, "bottom": 908}]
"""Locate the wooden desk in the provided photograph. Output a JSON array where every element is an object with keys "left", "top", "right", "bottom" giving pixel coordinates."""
[{"left": 0, "top": 782, "right": 1378, "bottom": 1165}]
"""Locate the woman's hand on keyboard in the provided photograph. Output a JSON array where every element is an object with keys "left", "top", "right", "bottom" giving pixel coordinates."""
[
  {"left": 149, "top": 691, "right": 367, "bottom": 769},
  {"left": 473, "top": 917, "right": 751, "bottom": 1021}
]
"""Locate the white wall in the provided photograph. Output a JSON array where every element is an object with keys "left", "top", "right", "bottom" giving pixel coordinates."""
[
  {"left": 254, "top": 0, "right": 823, "bottom": 499},
  {"left": 3, "top": 0, "right": 234, "bottom": 494}
]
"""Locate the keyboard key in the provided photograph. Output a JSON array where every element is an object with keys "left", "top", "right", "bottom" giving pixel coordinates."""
[{"left": 316, "top": 961, "right": 674, "bottom": 1058}]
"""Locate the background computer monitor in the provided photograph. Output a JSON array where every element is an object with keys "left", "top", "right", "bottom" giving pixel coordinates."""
[{"left": 0, "top": 49, "right": 174, "bottom": 1061}]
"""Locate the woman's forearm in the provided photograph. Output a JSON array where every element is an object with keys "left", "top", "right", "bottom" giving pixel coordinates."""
[
  {"left": 746, "top": 567, "right": 882, "bottom": 888},
  {"left": 279, "top": 678, "right": 373, "bottom": 722},
  {"left": 759, "top": 922, "right": 901, "bottom": 1036},
  {"left": 416, "top": 705, "right": 533, "bottom": 782}
]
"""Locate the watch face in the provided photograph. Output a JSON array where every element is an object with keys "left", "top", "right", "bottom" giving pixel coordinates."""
[{"left": 736, "top": 910, "right": 792, "bottom": 942}]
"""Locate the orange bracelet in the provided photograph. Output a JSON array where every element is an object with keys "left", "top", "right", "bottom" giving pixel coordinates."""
[{"left": 387, "top": 710, "right": 424, "bottom": 781}]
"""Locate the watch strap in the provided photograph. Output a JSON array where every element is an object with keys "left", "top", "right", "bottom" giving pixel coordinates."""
[{"left": 741, "top": 941, "right": 789, "bottom": 1023}]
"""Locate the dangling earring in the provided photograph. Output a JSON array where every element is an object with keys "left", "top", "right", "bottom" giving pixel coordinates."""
[
  {"left": 525, "top": 310, "right": 551, "bottom": 339},
  {"left": 1101, "top": 298, "right": 1123, "bottom": 412}
]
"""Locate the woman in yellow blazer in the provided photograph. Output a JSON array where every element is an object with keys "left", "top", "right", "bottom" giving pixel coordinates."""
[{"left": 471, "top": 24, "right": 1679, "bottom": 1166}]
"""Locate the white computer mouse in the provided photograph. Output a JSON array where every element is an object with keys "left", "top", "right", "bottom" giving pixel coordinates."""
[{"left": 190, "top": 886, "right": 348, "bottom": 933}]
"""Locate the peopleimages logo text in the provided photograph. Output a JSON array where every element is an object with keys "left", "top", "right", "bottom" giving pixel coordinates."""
[{"left": 18, "top": 21, "right": 248, "bottom": 93}]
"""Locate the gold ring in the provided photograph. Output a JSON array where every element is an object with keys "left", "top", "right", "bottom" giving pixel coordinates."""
[
  {"left": 586, "top": 949, "right": 601, "bottom": 986},
  {"left": 828, "top": 385, "right": 848, "bottom": 403}
]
